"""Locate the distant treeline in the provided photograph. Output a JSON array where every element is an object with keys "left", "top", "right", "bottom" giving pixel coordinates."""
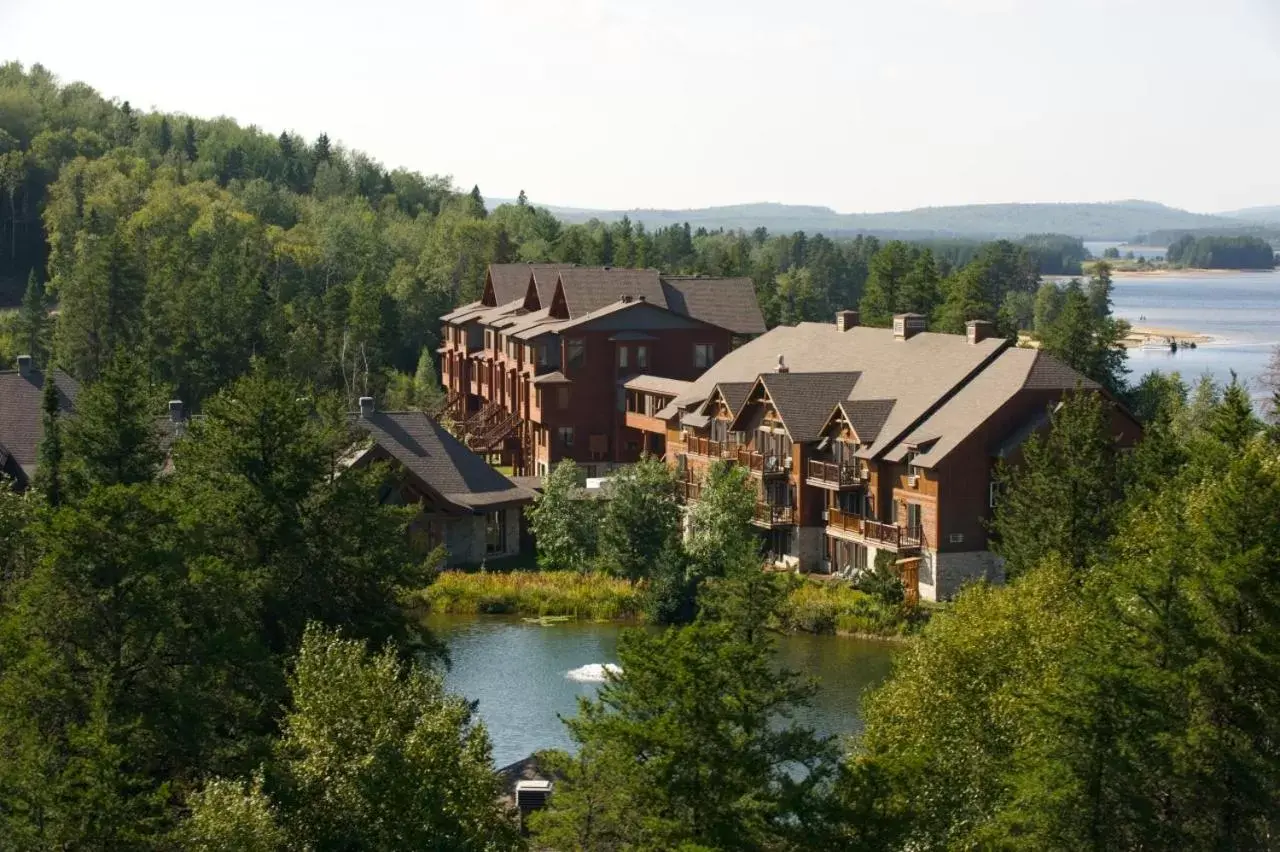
[
  {"left": 1166, "top": 234, "right": 1276, "bottom": 269},
  {"left": 1145, "top": 225, "right": 1280, "bottom": 248}
]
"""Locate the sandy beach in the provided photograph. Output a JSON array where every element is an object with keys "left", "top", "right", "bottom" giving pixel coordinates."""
[{"left": 1122, "top": 325, "right": 1213, "bottom": 349}]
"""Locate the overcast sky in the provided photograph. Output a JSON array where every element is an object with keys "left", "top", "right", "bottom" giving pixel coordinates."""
[{"left": 5, "top": 0, "right": 1279, "bottom": 214}]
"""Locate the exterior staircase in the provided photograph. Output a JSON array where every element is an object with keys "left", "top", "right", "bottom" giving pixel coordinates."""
[{"left": 466, "top": 410, "right": 521, "bottom": 454}]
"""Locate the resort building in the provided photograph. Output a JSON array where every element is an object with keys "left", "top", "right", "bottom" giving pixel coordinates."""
[
  {"left": 437, "top": 263, "right": 766, "bottom": 477},
  {"left": 625, "top": 311, "right": 1142, "bottom": 602}
]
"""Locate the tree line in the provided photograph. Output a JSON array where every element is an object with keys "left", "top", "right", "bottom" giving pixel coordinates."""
[{"left": 1166, "top": 233, "right": 1276, "bottom": 269}]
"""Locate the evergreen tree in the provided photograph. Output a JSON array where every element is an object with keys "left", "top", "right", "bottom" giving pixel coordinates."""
[
  {"left": 1033, "top": 280, "right": 1064, "bottom": 333},
  {"left": 598, "top": 458, "right": 681, "bottom": 584},
  {"left": 182, "top": 118, "right": 198, "bottom": 161},
  {"left": 1086, "top": 261, "right": 1114, "bottom": 318},
  {"left": 412, "top": 346, "right": 445, "bottom": 413},
  {"left": 468, "top": 184, "right": 486, "bottom": 218},
  {"left": 156, "top": 116, "right": 172, "bottom": 155},
  {"left": 63, "top": 353, "right": 164, "bottom": 492},
  {"left": 859, "top": 241, "right": 912, "bottom": 327},
  {"left": 14, "top": 268, "right": 49, "bottom": 366},
  {"left": 1038, "top": 280, "right": 1129, "bottom": 396},
  {"left": 32, "top": 373, "right": 64, "bottom": 507},
  {"left": 1207, "top": 373, "right": 1262, "bottom": 450},
  {"left": 991, "top": 390, "right": 1121, "bottom": 579},
  {"left": 898, "top": 247, "right": 942, "bottom": 316},
  {"left": 312, "top": 131, "right": 331, "bottom": 165},
  {"left": 933, "top": 262, "right": 993, "bottom": 335}
]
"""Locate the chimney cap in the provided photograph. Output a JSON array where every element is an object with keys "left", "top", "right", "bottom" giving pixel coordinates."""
[
  {"left": 168, "top": 399, "right": 184, "bottom": 422},
  {"left": 775, "top": 354, "right": 789, "bottom": 373},
  {"left": 16, "top": 354, "right": 32, "bottom": 375},
  {"left": 358, "top": 396, "right": 375, "bottom": 417}
]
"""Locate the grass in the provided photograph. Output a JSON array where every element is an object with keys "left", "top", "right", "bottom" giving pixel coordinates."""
[
  {"left": 774, "top": 576, "right": 926, "bottom": 638},
  {"left": 411, "top": 570, "right": 643, "bottom": 621}
]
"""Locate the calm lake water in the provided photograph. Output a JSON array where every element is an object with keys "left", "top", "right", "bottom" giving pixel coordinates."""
[
  {"left": 427, "top": 614, "right": 896, "bottom": 768},
  {"left": 1110, "top": 270, "right": 1280, "bottom": 396}
]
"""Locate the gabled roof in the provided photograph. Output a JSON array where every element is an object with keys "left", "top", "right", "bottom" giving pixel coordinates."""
[
  {"left": 744, "top": 372, "right": 862, "bottom": 443},
  {"left": 0, "top": 367, "right": 79, "bottom": 485},
  {"left": 350, "top": 410, "right": 535, "bottom": 510},
  {"left": 530, "top": 263, "right": 575, "bottom": 306},
  {"left": 442, "top": 301, "right": 485, "bottom": 323},
  {"left": 675, "top": 322, "right": 1009, "bottom": 458},
  {"left": 554, "top": 268, "right": 666, "bottom": 318},
  {"left": 660, "top": 276, "right": 766, "bottom": 336},
  {"left": 895, "top": 348, "right": 1099, "bottom": 468},
  {"left": 485, "top": 265, "right": 536, "bottom": 307},
  {"left": 831, "top": 399, "right": 897, "bottom": 446},
  {"left": 701, "top": 381, "right": 754, "bottom": 420}
]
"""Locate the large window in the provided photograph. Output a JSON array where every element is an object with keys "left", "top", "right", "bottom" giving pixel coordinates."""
[
  {"left": 694, "top": 343, "right": 715, "bottom": 369},
  {"left": 538, "top": 344, "right": 549, "bottom": 367},
  {"left": 485, "top": 510, "right": 507, "bottom": 554},
  {"left": 907, "top": 503, "right": 923, "bottom": 538},
  {"left": 566, "top": 339, "right": 585, "bottom": 370},
  {"left": 618, "top": 346, "right": 629, "bottom": 369},
  {"left": 558, "top": 426, "right": 575, "bottom": 447},
  {"left": 636, "top": 346, "right": 649, "bottom": 370}
]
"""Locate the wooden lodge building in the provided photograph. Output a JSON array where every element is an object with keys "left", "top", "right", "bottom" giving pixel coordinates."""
[
  {"left": 624, "top": 310, "right": 1142, "bottom": 602},
  {"left": 437, "top": 264, "right": 766, "bottom": 476}
]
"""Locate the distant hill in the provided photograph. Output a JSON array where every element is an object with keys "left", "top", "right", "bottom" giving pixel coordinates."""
[
  {"left": 1219, "top": 205, "right": 1280, "bottom": 224},
  {"left": 508, "top": 199, "right": 1247, "bottom": 241}
]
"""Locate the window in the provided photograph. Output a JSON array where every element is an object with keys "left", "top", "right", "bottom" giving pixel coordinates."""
[
  {"left": 907, "top": 503, "right": 923, "bottom": 538},
  {"left": 485, "top": 510, "right": 507, "bottom": 554},
  {"left": 636, "top": 346, "right": 649, "bottom": 370},
  {"left": 537, "top": 344, "right": 549, "bottom": 367},
  {"left": 566, "top": 339, "right": 585, "bottom": 370},
  {"left": 694, "top": 343, "right": 715, "bottom": 369},
  {"left": 535, "top": 387, "right": 543, "bottom": 408},
  {"left": 538, "top": 427, "right": 547, "bottom": 447},
  {"left": 989, "top": 480, "right": 1003, "bottom": 508},
  {"left": 907, "top": 451, "right": 922, "bottom": 478},
  {"left": 557, "top": 386, "right": 570, "bottom": 409},
  {"left": 558, "top": 426, "right": 575, "bottom": 447},
  {"left": 618, "top": 346, "right": 629, "bottom": 369},
  {"left": 486, "top": 330, "right": 494, "bottom": 350},
  {"left": 526, "top": 344, "right": 534, "bottom": 362}
]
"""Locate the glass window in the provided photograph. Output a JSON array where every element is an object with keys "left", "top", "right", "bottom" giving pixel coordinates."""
[
  {"left": 566, "top": 339, "right": 585, "bottom": 370},
  {"left": 485, "top": 510, "right": 507, "bottom": 554},
  {"left": 537, "top": 344, "right": 548, "bottom": 367},
  {"left": 558, "top": 426, "right": 575, "bottom": 447},
  {"left": 694, "top": 343, "right": 715, "bottom": 369},
  {"left": 535, "top": 387, "right": 543, "bottom": 408},
  {"left": 907, "top": 503, "right": 923, "bottom": 537},
  {"left": 618, "top": 346, "right": 629, "bottom": 369},
  {"left": 636, "top": 346, "right": 649, "bottom": 370},
  {"left": 557, "top": 386, "right": 570, "bottom": 409}
]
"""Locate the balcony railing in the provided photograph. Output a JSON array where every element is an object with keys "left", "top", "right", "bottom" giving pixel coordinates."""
[
  {"left": 826, "top": 508, "right": 922, "bottom": 549},
  {"left": 752, "top": 502, "right": 795, "bottom": 527},
  {"left": 736, "top": 448, "right": 789, "bottom": 476},
  {"left": 806, "top": 459, "right": 863, "bottom": 488},
  {"left": 686, "top": 436, "right": 739, "bottom": 459},
  {"left": 680, "top": 480, "right": 704, "bottom": 502}
]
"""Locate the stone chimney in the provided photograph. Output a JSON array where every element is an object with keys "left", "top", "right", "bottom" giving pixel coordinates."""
[
  {"left": 168, "top": 400, "right": 184, "bottom": 423},
  {"left": 776, "top": 354, "right": 789, "bottom": 374},
  {"left": 893, "top": 313, "right": 927, "bottom": 341},
  {"left": 359, "top": 396, "right": 375, "bottom": 417},
  {"left": 966, "top": 320, "right": 994, "bottom": 344},
  {"left": 16, "top": 354, "right": 32, "bottom": 376},
  {"left": 836, "top": 310, "right": 859, "bottom": 332}
]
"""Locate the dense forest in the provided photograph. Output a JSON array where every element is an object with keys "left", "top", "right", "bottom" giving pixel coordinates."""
[
  {"left": 1166, "top": 233, "right": 1276, "bottom": 269},
  {"left": 2, "top": 63, "right": 1106, "bottom": 410}
]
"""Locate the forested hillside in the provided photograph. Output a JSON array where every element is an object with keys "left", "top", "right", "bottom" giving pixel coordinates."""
[{"left": 0, "top": 63, "right": 1106, "bottom": 410}]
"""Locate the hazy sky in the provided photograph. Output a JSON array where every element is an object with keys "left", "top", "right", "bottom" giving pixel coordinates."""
[{"left": 5, "top": 0, "right": 1280, "bottom": 213}]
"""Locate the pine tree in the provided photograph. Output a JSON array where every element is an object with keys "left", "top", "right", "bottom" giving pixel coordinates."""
[
  {"left": 1207, "top": 374, "right": 1262, "bottom": 450},
  {"left": 14, "top": 269, "right": 49, "bottom": 366},
  {"left": 32, "top": 374, "right": 64, "bottom": 507},
  {"left": 156, "top": 116, "right": 172, "bottom": 155},
  {"left": 859, "top": 241, "right": 912, "bottom": 327},
  {"left": 468, "top": 184, "right": 486, "bottom": 218},
  {"left": 412, "top": 347, "right": 444, "bottom": 413},
  {"left": 182, "top": 118, "right": 198, "bottom": 161},
  {"left": 64, "top": 353, "right": 163, "bottom": 492},
  {"left": 312, "top": 132, "right": 331, "bottom": 164},
  {"left": 1086, "top": 261, "right": 1113, "bottom": 318}
]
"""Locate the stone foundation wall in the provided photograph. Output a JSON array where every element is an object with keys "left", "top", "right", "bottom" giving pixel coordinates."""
[
  {"left": 441, "top": 508, "right": 521, "bottom": 567},
  {"left": 918, "top": 549, "right": 1005, "bottom": 601}
]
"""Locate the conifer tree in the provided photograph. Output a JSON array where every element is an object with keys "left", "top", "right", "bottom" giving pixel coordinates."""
[
  {"left": 312, "top": 132, "right": 331, "bottom": 164},
  {"left": 1207, "top": 373, "right": 1262, "bottom": 450},
  {"left": 156, "top": 116, "right": 172, "bottom": 155},
  {"left": 64, "top": 353, "right": 163, "bottom": 491},
  {"left": 412, "top": 346, "right": 444, "bottom": 413},
  {"left": 32, "top": 373, "right": 64, "bottom": 507},
  {"left": 468, "top": 184, "right": 486, "bottom": 218},
  {"left": 182, "top": 118, "right": 198, "bottom": 161},
  {"left": 14, "top": 268, "right": 49, "bottom": 366}
]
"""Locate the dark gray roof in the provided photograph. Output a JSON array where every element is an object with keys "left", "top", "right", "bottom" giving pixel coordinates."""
[
  {"left": 442, "top": 301, "right": 485, "bottom": 322},
  {"left": 660, "top": 276, "right": 766, "bottom": 336},
  {"left": 840, "top": 399, "right": 896, "bottom": 445},
  {"left": 755, "top": 372, "right": 862, "bottom": 442},
  {"left": 0, "top": 368, "right": 79, "bottom": 484},
  {"left": 350, "top": 411, "right": 535, "bottom": 510},
  {"left": 530, "top": 263, "right": 575, "bottom": 306},
  {"left": 705, "top": 381, "right": 754, "bottom": 419},
  {"left": 486, "top": 265, "right": 535, "bottom": 306},
  {"left": 555, "top": 268, "right": 666, "bottom": 318}
]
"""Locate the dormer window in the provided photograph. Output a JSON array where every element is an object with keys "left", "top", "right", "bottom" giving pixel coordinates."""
[{"left": 907, "top": 450, "right": 922, "bottom": 478}]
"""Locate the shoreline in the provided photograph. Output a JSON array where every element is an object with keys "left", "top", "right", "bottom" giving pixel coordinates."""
[
  {"left": 1121, "top": 324, "right": 1214, "bottom": 349},
  {"left": 1109, "top": 267, "right": 1274, "bottom": 278}
]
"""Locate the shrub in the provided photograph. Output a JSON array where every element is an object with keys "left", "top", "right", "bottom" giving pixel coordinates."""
[
  {"left": 777, "top": 577, "right": 917, "bottom": 637},
  {"left": 413, "top": 570, "right": 642, "bottom": 620}
]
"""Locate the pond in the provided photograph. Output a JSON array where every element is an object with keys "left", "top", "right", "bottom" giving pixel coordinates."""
[{"left": 426, "top": 614, "right": 897, "bottom": 768}]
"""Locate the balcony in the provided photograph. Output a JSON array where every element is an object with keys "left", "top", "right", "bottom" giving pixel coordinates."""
[
  {"left": 826, "top": 508, "right": 922, "bottom": 550},
  {"left": 752, "top": 502, "right": 795, "bottom": 528},
  {"left": 680, "top": 480, "right": 704, "bottom": 502},
  {"left": 686, "top": 436, "right": 738, "bottom": 459},
  {"left": 735, "top": 448, "right": 789, "bottom": 477},
  {"left": 806, "top": 459, "right": 863, "bottom": 489}
]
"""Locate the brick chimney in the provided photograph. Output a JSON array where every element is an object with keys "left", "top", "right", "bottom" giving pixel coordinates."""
[
  {"left": 836, "top": 310, "right": 859, "bottom": 332},
  {"left": 776, "top": 354, "right": 789, "bottom": 374},
  {"left": 359, "top": 396, "right": 375, "bottom": 417},
  {"left": 893, "top": 313, "right": 926, "bottom": 341},
  {"left": 16, "top": 354, "right": 32, "bottom": 376},
  {"left": 966, "top": 320, "right": 994, "bottom": 344},
  {"left": 168, "top": 400, "right": 184, "bottom": 423}
]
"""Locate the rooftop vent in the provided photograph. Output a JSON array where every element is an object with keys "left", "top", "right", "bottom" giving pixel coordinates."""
[
  {"left": 16, "top": 354, "right": 32, "bottom": 375},
  {"left": 776, "top": 354, "right": 789, "bottom": 374},
  {"left": 358, "top": 396, "right": 375, "bottom": 417},
  {"left": 836, "top": 310, "right": 859, "bottom": 332},
  {"left": 893, "top": 313, "right": 927, "bottom": 341}
]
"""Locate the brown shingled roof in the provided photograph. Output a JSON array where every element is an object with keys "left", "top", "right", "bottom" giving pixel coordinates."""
[
  {"left": 350, "top": 410, "right": 535, "bottom": 510},
  {"left": 754, "top": 372, "right": 862, "bottom": 442},
  {"left": 0, "top": 367, "right": 79, "bottom": 486},
  {"left": 555, "top": 268, "right": 666, "bottom": 318},
  {"left": 660, "top": 276, "right": 766, "bottom": 336}
]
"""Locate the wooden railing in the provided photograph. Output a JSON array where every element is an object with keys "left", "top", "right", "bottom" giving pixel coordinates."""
[
  {"left": 753, "top": 502, "right": 795, "bottom": 526},
  {"left": 680, "top": 480, "right": 704, "bottom": 502},
  {"left": 686, "top": 436, "right": 739, "bottom": 459},
  {"left": 807, "top": 459, "right": 862, "bottom": 487},
  {"left": 826, "top": 508, "right": 922, "bottom": 549},
  {"left": 735, "top": 448, "right": 789, "bottom": 476}
]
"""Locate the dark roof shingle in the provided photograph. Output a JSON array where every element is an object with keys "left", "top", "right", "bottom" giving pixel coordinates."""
[
  {"left": 0, "top": 368, "right": 79, "bottom": 484},
  {"left": 660, "top": 276, "right": 766, "bottom": 335},
  {"left": 756, "top": 372, "right": 862, "bottom": 442},
  {"left": 555, "top": 268, "right": 666, "bottom": 318}
]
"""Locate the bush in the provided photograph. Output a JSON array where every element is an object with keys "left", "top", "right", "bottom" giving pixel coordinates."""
[
  {"left": 776, "top": 577, "right": 917, "bottom": 637},
  {"left": 413, "top": 570, "right": 642, "bottom": 620}
]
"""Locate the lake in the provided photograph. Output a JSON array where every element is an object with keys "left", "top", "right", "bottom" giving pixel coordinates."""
[
  {"left": 1111, "top": 270, "right": 1280, "bottom": 397},
  {"left": 426, "top": 614, "right": 896, "bottom": 768}
]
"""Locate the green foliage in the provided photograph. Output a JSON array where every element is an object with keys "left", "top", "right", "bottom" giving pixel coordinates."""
[
  {"left": 598, "top": 458, "right": 681, "bottom": 584},
  {"left": 1167, "top": 233, "right": 1275, "bottom": 269},
  {"left": 64, "top": 352, "right": 164, "bottom": 492},
  {"left": 184, "top": 624, "right": 522, "bottom": 851},
  {"left": 1036, "top": 278, "right": 1130, "bottom": 396},
  {"left": 991, "top": 391, "right": 1121, "bottom": 579},
  {"left": 14, "top": 268, "right": 50, "bottom": 365},
  {"left": 525, "top": 460, "right": 599, "bottom": 573},
  {"left": 684, "top": 460, "right": 757, "bottom": 582},
  {"left": 774, "top": 576, "right": 915, "bottom": 637},
  {"left": 417, "top": 570, "right": 643, "bottom": 620},
  {"left": 32, "top": 369, "right": 63, "bottom": 506},
  {"left": 179, "top": 774, "right": 286, "bottom": 852},
  {"left": 532, "top": 609, "right": 835, "bottom": 851}
]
